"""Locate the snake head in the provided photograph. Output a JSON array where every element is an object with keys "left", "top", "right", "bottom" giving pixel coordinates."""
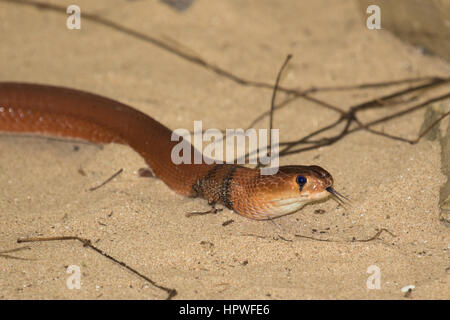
[
  {"left": 246, "top": 165, "right": 342, "bottom": 219},
  {"left": 276, "top": 165, "right": 334, "bottom": 201}
]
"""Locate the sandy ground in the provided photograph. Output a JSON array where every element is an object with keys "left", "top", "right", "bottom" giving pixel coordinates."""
[{"left": 0, "top": 0, "right": 449, "bottom": 299}]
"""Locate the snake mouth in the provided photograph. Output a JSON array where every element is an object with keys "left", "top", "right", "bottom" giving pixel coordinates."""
[{"left": 326, "top": 187, "right": 350, "bottom": 206}]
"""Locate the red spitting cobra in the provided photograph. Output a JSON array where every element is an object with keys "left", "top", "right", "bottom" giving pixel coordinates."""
[{"left": 0, "top": 82, "right": 347, "bottom": 220}]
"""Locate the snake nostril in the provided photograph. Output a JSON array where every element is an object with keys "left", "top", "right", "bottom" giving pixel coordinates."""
[{"left": 329, "top": 177, "right": 334, "bottom": 187}]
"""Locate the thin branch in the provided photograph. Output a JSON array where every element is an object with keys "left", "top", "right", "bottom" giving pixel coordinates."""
[
  {"left": 268, "top": 54, "right": 292, "bottom": 158},
  {"left": 89, "top": 168, "right": 123, "bottom": 191},
  {"left": 17, "top": 235, "right": 177, "bottom": 299},
  {"left": 0, "top": 246, "right": 33, "bottom": 260}
]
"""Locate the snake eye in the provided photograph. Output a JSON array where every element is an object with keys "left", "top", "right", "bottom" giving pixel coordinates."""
[{"left": 296, "top": 175, "right": 307, "bottom": 187}]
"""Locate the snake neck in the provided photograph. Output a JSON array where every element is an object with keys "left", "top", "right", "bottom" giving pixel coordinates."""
[
  {"left": 192, "top": 164, "right": 269, "bottom": 219},
  {"left": 192, "top": 164, "right": 240, "bottom": 209}
]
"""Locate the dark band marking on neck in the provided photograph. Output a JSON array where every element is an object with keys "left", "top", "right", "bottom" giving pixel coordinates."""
[
  {"left": 221, "top": 166, "right": 237, "bottom": 210},
  {"left": 191, "top": 164, "right": 220, "bottom": 197}
]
